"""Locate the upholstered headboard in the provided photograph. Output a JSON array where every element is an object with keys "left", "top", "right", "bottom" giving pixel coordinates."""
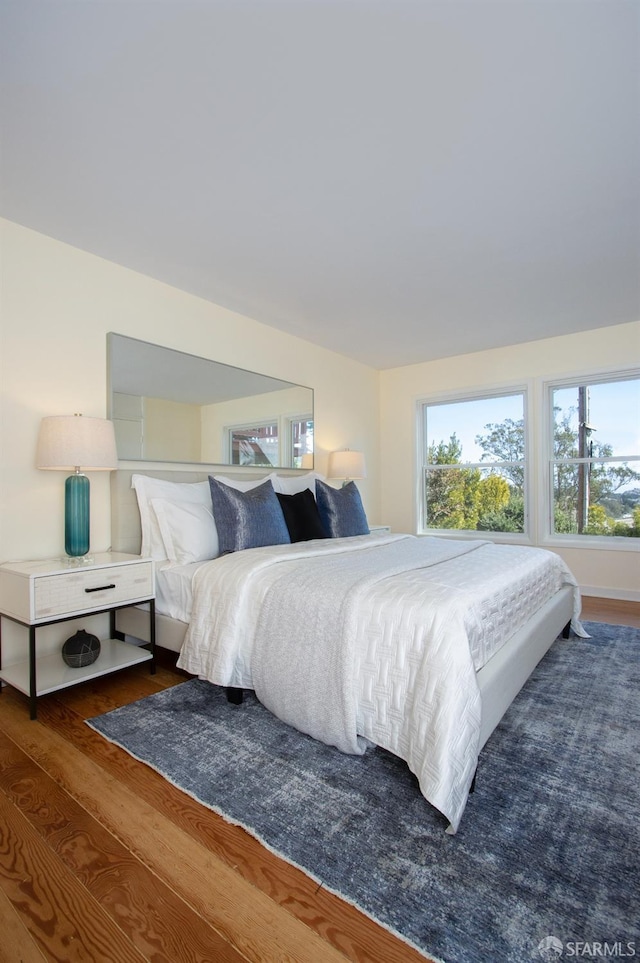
[{"left": 110, "top": 467, "right": 295, "bottom": 555}]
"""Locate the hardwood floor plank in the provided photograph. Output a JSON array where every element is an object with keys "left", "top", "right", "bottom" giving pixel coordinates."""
[
  {"left": 0, "top": 791, "right": 149, "bottom": 963},
  {"left": 0, "top": 736, "right": 247, "bottom": 963},
  {"left": 581, "top": 596, "right": 640, "bottom": 627},
  {"left": 52, "top": 663, "right": 180, "bottom": 714},
  {"left": 0, "top": 884, "right": 48, "bottom": 963}
]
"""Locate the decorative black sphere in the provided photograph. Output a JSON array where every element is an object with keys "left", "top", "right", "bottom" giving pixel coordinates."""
[{"left": 62, "top": 629, "right": 101, "bottom": 668}]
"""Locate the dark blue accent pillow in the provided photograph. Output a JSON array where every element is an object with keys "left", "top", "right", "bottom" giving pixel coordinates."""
[
  {"left": 276, "top": 489, "right": 328, "bottom": 542},
  {"left": 315, "top": 479, "right": 370, "bottom": 538},
  {"left": 208, "top": 477, "right": 290, "bottom": 553}
]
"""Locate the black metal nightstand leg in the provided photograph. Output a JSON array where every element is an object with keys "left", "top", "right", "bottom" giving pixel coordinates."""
[
  {"left": 29, "top": 625, "right": 37, "bottom": 720},
  {"left": 110, "top": 608, "right": 125, "bottom": 640},
  {"left": 149, "top": 599, "right": 156, "bottom": 675}
]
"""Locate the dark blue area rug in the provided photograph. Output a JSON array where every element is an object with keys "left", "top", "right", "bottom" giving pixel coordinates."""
[{"left": 88, "top": 623, "right": 640, "bottom": 963}]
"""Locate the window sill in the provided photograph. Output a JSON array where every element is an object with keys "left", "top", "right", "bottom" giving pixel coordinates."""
[
  {"left": 541, "top": 534, "right": 640, "bottom": 552},
  {"left": 418, "top": 529, "right": 534, "bottom": 547}
]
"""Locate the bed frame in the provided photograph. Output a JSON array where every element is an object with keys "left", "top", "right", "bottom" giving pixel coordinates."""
[{"left": 111, "top": 469, "right": 574, "bottom": 751}]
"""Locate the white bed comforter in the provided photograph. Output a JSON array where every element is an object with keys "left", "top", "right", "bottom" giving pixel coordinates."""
[{"left": 178, "top": 533, "right": 581, "bottom": 831}]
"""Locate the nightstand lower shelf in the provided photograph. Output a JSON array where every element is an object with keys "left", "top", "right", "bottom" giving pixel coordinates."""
[{"left": 0, "top": 638, "right": 153, "bottom": 697}]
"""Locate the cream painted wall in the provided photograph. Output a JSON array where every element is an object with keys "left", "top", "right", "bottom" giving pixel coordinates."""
[
  {"left": 380, "top": 321, "right": 640, "bottom": 599},
  {"left": 0, "top": 219, "right": 379, "bottom": 655}
]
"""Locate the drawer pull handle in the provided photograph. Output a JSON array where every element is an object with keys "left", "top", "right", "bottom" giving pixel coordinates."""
[{"left": 85, "top": 583, "right": 116, "bottom": 593}]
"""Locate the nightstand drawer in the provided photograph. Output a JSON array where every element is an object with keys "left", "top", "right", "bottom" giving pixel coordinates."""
[{"left": 34, "top": 561, "right": 154, "bottom": 619}]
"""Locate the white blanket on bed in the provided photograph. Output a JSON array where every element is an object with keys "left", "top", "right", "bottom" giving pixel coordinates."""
[
  {"left": 252, "top": 535, "right": 487, "bottom": 757},
  {"left": 178, "top": 534, "right": 581, "bottom": 831}
]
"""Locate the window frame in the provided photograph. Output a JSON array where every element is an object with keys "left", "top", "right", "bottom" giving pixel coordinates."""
[
  {"left": 417, "top": 383, "right": 533, "bottom": 543},
  {"left": 541, "top": 367, "right": 640, "bottom": 551},
  {"left": 287, "top": 414, "right": 314, "bottom": 469},
  {"left": 224, "top": 412, "right": 314, "bottom": 469},
  {"left": 225, "top": 419, "right": 280, "bottom": 467}
]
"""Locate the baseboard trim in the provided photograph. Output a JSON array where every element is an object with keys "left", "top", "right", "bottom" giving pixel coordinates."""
[{"left": 580, "top": 585, "right": 640, "bottom": 603}]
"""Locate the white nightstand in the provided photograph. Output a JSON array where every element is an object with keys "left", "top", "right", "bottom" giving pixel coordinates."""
[
  {"left": 369, "top": 525, "right": 391, "bottom": 534},
  {"left": 0, "top": 552, "right": 155, "bottom": 719}
]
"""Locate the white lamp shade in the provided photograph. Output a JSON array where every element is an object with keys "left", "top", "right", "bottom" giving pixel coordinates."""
[
  {"left": 36, "top": 415, "right": 118, "bottom": 471},
  {"left": 327, "top": 449, "right": 366, "bottom": 480}
]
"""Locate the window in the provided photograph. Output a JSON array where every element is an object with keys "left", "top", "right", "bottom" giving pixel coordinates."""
[
  {"left": 228, "top": 422, "right": 279, "bottom": 466},
  {"left": 225, "top": 415, "right": 313, "bottom": 467},
  {"left": 290, "top": 417, "right": 314, "bottom": 468},
  {"left": 420, "top": 391, "right": 528, "bottom": 536},
  {"left": 547, "top": 374, "right": 640, "bottom": 539}
]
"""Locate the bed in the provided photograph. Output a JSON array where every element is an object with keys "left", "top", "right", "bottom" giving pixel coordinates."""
[{"left": 111, "top": 468, "right": 582, "bottom": 832}]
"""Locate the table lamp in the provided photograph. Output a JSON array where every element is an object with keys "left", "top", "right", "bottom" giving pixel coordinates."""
[
  {"left": 327, "top": 449, "right": 366, "bottom": 487},
  {"left": 36, "top": 414, "right": 118, "bottom": 559}
]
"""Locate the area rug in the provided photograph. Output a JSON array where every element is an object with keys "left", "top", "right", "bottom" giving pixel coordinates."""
[{"left": 87, "top": 623, "right": 640, "bottom": 963}]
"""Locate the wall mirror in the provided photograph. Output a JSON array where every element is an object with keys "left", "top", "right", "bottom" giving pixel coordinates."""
[{"left": 107, "top": 333, "right": 314, "bottom": 468}]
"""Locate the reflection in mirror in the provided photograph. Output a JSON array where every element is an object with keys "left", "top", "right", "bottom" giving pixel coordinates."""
[{"left": 107, "top": 333, "right": 313, "bottom": 468}]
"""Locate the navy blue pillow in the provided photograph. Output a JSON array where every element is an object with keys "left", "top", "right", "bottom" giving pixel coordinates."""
[
  {"left": 276, "top": 489, "right": 328, "bottom": 542},
  {"left": 315, "top": 479, "right": 369, "bottom": 538},
  {"left": 208, "top": 477, "right": 290, "bottom": 553}
]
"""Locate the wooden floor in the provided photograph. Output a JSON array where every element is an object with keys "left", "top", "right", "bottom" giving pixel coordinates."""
[
  {"left": 0, "top": 598, "right": 637, "bottom": 963},
  {"left": 580, "top": 595, "right": 640, "bottom": 628}
]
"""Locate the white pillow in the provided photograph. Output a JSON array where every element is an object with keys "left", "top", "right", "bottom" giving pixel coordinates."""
[
  {"left": 151, "top": 497, "right": 219, "bottom": 565},
  {"left": 272, "top": 471, "right": 325, "bottom": 496},
  {"left": 131, "top": 475, "right": 211, "bottom": 560},
  {"left": 212, "top": 473, "right": 276, "bottom": 492}
]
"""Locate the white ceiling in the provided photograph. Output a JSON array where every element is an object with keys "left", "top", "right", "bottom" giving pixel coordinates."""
[{"left": 1, "top": 0, "right": 638, "bottom": 369}]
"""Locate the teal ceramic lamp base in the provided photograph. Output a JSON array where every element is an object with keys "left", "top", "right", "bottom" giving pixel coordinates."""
[{"left": 65, "top": 471, "right": 90, "bottom": 557}]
